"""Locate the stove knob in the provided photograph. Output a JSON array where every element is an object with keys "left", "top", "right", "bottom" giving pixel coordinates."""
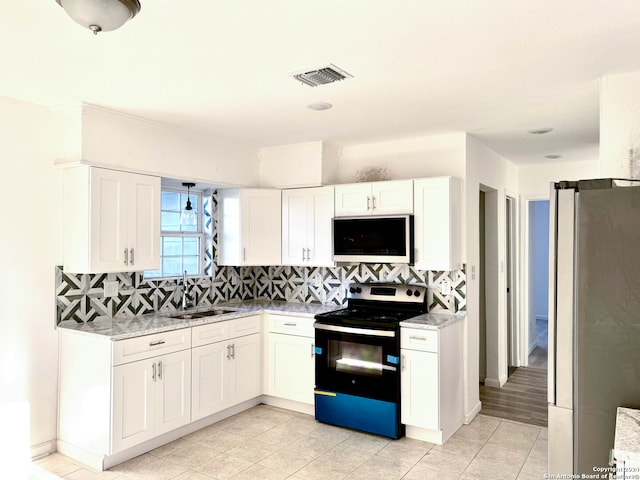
[
  {"left": 349, "top": 286, "right": 356, "bottom": 294},
  {"left": 406, "top": 289, "right": 413, "bottom": 296},
  {"left": 356, "top": 287, "right": 362, "bottom": 293},
  {"left": 414, "top": 290, "right": 421, "bottom": 297}
]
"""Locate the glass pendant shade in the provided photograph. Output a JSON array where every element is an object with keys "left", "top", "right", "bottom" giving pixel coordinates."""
[
  {"left": 180, "top": 182, "right": 197, "bottom": 226},
  {"left": 55, "top": 0, "right": 141, "bottom": 34},
  {"left": 180, "top": 198, "right": 197, "bottom": 226}
]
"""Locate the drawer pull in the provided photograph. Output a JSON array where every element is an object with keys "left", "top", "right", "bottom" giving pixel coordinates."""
[
  {"left": 149, "top": 340, "right": 166, "bottom": 347},
  {"left": 158, "top": 361, "right": 162, "bottom": 380},
  {"left": 311, "top": 343, "right": 315, "bottom": 358},
  {"left": 284, "top": 322, "right": 298, "bottom": 327},
  {"left": 230, "top": 343, "right": 235, "bottom": 359},
  {"left": 124, "top": 248, "right": 129, "bottom": 266},
  {"left": 152, "top": 362, "right": 156, "bottom": 381},
  {"left": 409, "top": 335, "right": 427, "bottom": 341},
  {"left": 226, "top": 344, "right": 231, "bottom": 359}
]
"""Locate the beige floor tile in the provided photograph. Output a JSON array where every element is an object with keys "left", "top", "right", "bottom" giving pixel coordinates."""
[
  {"left": 222, "top": 417, "right": 279, "bottom": 438},
  {"left": 306, "top": 423, "right": 353, "bottom": 443},
  {"left": 148, "top": 438, "right": 195, "bottom": 458},
  {"left": 432, "top": 436, "right": 484, "bottom": 458},
  {"left": 316, "top": 445, "right": 371, "bottom": 469},
  {"left": 35, "top": 453, "right": 83, "bottom": 477},
  {"left": 476, "top": 443, "right": 529, "bottom": 466},
  {"left": 65, "top": 467, "right": 124, "bottom": 479},
  {"left": 338, "top": 431, "right": 389, "bottom": 454},
  {"left": 516, "top": 472, "right": 542, "bottom": 480},
  {"left": 414, "top": 449, "right": 473, "bottom": 475},
  {"left": 281, "top": 416, "right": 322, "bottom": 435},
  {"left": 194, "top": 454, "right": 253, "bottom": 480},
  {"left": 226, "top": 463, "right": 289, "bottom": 480},
  {"left": 288, "top": 459, "right": 352, "bottom": 480},
  {"left": 493, "top": 421, "right": 541, "bottom": 441},
  {"left": 538, "top": 428, "right": 549, "bottom": 440},
  {"left": 188, "top": 429, "right": 250, "bottom": 452},
  {"left": 172, "top": 471, "right": 215, "bottom": 480},
  {"left": 245, "top": 405, "right": 297, "bottom": 424},
  {"left": 257, "top": 448, "right": 317, "bottom": 475},
  {"left": 459, "top": 456, "right": 521, "bottom": 480},
  {"left": 110, "top": 453, "right": 190, "bottom": 480},
  {"left": 520, "top": 452, "right": 548, "bottom": 476},
  {"left": 252, "top": 425, "right": 305, "bottom": 447},
  {"left": 287, "top": 435, "right": 341, "bottom": 458},
  {"left": 164, "top": 445, "right": 221, "bottom": 469},
  {"left": 402, "top": 464, "right": 462, "bottom": 480},
  {"left": 375, "top": 441, "right": 431, "bottom": 464},
  {"left": 225, "top": 438, "right": 279, "bottom": 463},
  {"left": 350, "top": 455, "right": 413, "bottom": 480},
  {"left": 528, "top": 437, "right": 548, "bottom": 459},
  {"left": 453, "top": 417, "right": 500, "bottom": 444}
]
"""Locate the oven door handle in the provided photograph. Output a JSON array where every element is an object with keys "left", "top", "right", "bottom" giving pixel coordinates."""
[{"left": 313, "top": 323, "right": 396, "bottom": 338}]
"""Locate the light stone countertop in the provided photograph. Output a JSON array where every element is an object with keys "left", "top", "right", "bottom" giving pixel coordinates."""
[
  {"left": 614, "top": 407, "right": 640, "bottom": 463},
  {"left": 57, "top": 299, "right": 342, "bottom": 341},
  {"left": 400, "top": 312, "right": 466, "bottom": 330}
]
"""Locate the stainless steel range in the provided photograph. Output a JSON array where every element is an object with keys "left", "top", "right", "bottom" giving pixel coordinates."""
[{"left": 313, "top": 282, "right": 428, "bottom": 438}]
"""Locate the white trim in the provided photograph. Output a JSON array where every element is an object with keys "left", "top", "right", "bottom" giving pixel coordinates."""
[
  {"left": 465, "top": 400, "right": 482, "bottom": 424},
  {"left": 30, "top": 440, "right": 56, "bottom": 461},
  {"left": 483, "top": 377, "right": 502, "bottom": 388}
]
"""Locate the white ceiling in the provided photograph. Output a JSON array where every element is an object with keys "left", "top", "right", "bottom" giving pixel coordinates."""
[{"left": 3, "top": 1, "right": 640, "bottom": 165}]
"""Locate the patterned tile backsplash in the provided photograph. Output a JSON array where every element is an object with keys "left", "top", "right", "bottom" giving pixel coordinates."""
[{"left": 56, "top": 191, "right": 466, "bottom": 324}]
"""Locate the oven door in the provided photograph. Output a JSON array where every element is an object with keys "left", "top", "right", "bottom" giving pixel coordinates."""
[{"left": 314, "top": 322, "right": 400, "bottom": 403}]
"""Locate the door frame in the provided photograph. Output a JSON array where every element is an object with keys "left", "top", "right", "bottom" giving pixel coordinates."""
[{"left": 506, "top": 194, "right": 519, "bottom": 370}]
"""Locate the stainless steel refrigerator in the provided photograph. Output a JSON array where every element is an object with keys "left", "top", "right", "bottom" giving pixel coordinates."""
[{"left": 548, "top": 179, "right": 640, "bottom": 474}]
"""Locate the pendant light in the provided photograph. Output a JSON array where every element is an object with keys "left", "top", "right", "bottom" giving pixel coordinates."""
[
  {"left": 180, "top": 183, "right": 197, "bottom": 226},
  {"left": 55, "top": 0, "right": 141, "bottom": 35}
]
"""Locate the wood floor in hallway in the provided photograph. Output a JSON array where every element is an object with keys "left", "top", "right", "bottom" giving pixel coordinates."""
[{"left": 479, "top": 367, "right": 548, "bottom": 427}]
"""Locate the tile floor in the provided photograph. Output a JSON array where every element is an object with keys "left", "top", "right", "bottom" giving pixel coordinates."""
[{"left": 32, "top": 405, "right": 547, "bottom": 480}]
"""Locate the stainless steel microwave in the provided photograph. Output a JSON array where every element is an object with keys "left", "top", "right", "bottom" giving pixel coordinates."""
[{"left": 332, "top": 215, "right": 414, "bottom": 264}]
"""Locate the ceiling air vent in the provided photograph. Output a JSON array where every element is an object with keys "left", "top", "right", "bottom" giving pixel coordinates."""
[{"left": 290, "top": 64, "right": 353, "bottom": 87}]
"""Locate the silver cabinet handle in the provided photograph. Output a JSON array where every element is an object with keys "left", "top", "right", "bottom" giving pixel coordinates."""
[
  {"left": 243, "top": 248, "right": 246, "bottom": 262},
  {"left": 311, "top": 343, "right": 315, "bottom": 358},
  {"left": 152, "top": 362, "right": 156, "bottom": 381},
  {"left": 149, "top": 340, "right": 166, "bottom": 346},
  {"left": 124, "top": 248, "right": 129, "bottom": 265},
  {"left": 306, "top": 248, "right": 311, "bottom": 261},
  {"left": 302, "top": 248, "right": 306, "bottom": 261},
  {"left": 401, "top": 354, "right": 405, "bottom": 372},
  {"left": 230, "top": 343, "right": 235, "bottom": 359},
  {"left": 284, "top": 322, "right": 297, "bottom": 327},
  {"left": 130, "top": 248, "right": 134, "bottom": 265},
  {"left": 366, "top": 196, "right": 371, "bottom": 210},
  {"left": 410, "top": 335, "right": 427, "bottom": 341},
  {"left": 158, "top": 360, "right": 162, "bottom": 380},
  {"left": 226, "top": 344, "right": 231, "bottom": 359},
  {"left": 372, "top": 196, "right": 376, "bottom": 210}
]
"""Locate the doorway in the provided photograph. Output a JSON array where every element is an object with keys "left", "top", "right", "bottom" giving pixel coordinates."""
[{"left": 528, "top": 200, "right": 550, "bottom": 368}]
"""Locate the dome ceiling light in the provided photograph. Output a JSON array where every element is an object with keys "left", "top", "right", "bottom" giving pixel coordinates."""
[{"left": 55, "top": 0, "right": 141, "bottom": 35}]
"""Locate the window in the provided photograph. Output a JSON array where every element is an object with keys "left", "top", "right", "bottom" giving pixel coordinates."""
[{"left": 145, "top": 189, "right": 203, "bottom": 279}]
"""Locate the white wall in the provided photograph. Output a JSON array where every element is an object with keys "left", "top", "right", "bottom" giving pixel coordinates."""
[
  {"left": 518, "top": 160, "right": 600, "bottom": 198},
  {"left": 54, "top": 104, "right": 261, "bottom": 188},
  {"left": 600, "top": 70, "right": 640, "bottom": 178},
  {"left": 337, "top": 133, "right": 467, "bottom": 184},
  {"left": 465, "top": 134, "right": 518, "bottom": 411},
  {"left": 0, "top": 96, "right": 60, "bottom": 467}
]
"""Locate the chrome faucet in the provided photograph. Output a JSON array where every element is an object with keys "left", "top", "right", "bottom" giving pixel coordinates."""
[{"left": 181, "top": 270, "right": 195, "bottom": 310}]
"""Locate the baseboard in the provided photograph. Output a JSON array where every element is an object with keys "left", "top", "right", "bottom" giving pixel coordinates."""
[
  {"left": 261, "top": 395, "right": 314, "bottom": 416},
  {"left": 465, "top": 401, "right": 482, "bottom": 424},
  {"left": 405, "top": 425, "right": 444, "bottom": 445},
  {"left": 483, "top": 377, "right": 502, "bottom": 388},
  {"left": 31, "top": 440, "right": 56, "bottom": 460}
]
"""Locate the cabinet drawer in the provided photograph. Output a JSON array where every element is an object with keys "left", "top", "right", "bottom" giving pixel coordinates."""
[
  {"left": 192, "top": 321, "right": 230, "bottom": 348},
  {"left": 401, "top": 328, "right": 438, "bottom": 353},
  {"left": 112, "top": 329, "right": 191, "bottom": 366},
  {"left": 229, "top": 314, "right": 262, "bottom": 338},
  {"left": 267, "top": 314, "right": 315, "bottom": 337}
]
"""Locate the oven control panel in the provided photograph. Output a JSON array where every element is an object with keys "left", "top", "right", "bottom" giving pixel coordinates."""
[{"left": 347, "top": 282, "right": 428, "bottom": 304}]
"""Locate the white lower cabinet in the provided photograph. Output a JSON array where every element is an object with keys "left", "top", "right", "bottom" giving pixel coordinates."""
[
  {"left": 191, "top": 315, "right": 262, "bottom": 421},
  {"left": 401, "top": 322, "right": 464, "bottom": 444},
  {"left": 112, "top": 349, "right": 191, "bottom": 453},
  {"left": 265, "top": 314, "right": 315, "bottom": 405}
]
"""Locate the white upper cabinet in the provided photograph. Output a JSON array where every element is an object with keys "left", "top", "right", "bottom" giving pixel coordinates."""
[
  {"left": 218, "top": 188, "right": 282, "bottom": 266},
  {"left": 334, "top": 179, "right": 413, "bottom": 216},
  {"left": 413, "top": 177, "right": 462, "bottom": 271},
  {"left": 282, "top": 186, "right": 334, "bottom": 266},
  {"left": 63, "top": 166, "right": 160, "bottom": 273}
]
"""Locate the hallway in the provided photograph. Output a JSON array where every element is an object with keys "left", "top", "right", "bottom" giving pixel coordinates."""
[{"left": 479, "top": 367, "right": 547, "bottom": 428}]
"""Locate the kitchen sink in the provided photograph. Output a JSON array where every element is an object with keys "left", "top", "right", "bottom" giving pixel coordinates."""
[{"left": 170, "top": 308, "right": 236, "bottom": 320}]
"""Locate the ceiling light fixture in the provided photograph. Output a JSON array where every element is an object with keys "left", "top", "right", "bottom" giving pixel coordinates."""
[
  {"left": 55, "top": 0, "right": 141, "bottom": 35},
  {"left": 545, "top": 154, "right": 563, "bottom": 159},
  {"left": 180, "top": 183, "right": 197, "bottom": 226},
  {"left": 307, "top": 102, "right": 333, "bottom": 111},
  {"left": 527, "top": 128, "right": 554, "bottom": 135}
]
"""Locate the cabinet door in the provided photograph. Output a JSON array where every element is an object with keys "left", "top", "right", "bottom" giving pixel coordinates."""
[
  {"left": 191, "top": 341, "right": 229, "bottom": 421},
  {"left": 414, "top": 177, "right": 461, "bottom": 270},
  {"left": 242, "top": 190, "right": 282, "bottom": 265},
  {"left": 281, "top": 189, "right": 309, "bottom": 265},
  {"left": 89, "top": 168, "right": 129, "bottom": 272},
  {"left": 155, "top": 350, "right": 191, "bottom": 436},
  {"left": 229, "top": 333, "right": 262, "bottom": 404},
  {"left": 112, "top": 359, "right": 155, "bottom": 453},
  {"left": 401, "top": 349, "right": 439, "bottom": 430},
  {"left": 334, "top": 183, "right": 372, "bottom": 216},
  {"left": 307, "top": 186, "right": 335, "bottom": 267},
  {"left": 267, "top": 333, "right": 315, "bottom": 404},
  {"left": 371, "top": 179, "right": 414, "bottom": 215},
  {"left": 127, "top": 173, "right": 161, "bottom": 271}
]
